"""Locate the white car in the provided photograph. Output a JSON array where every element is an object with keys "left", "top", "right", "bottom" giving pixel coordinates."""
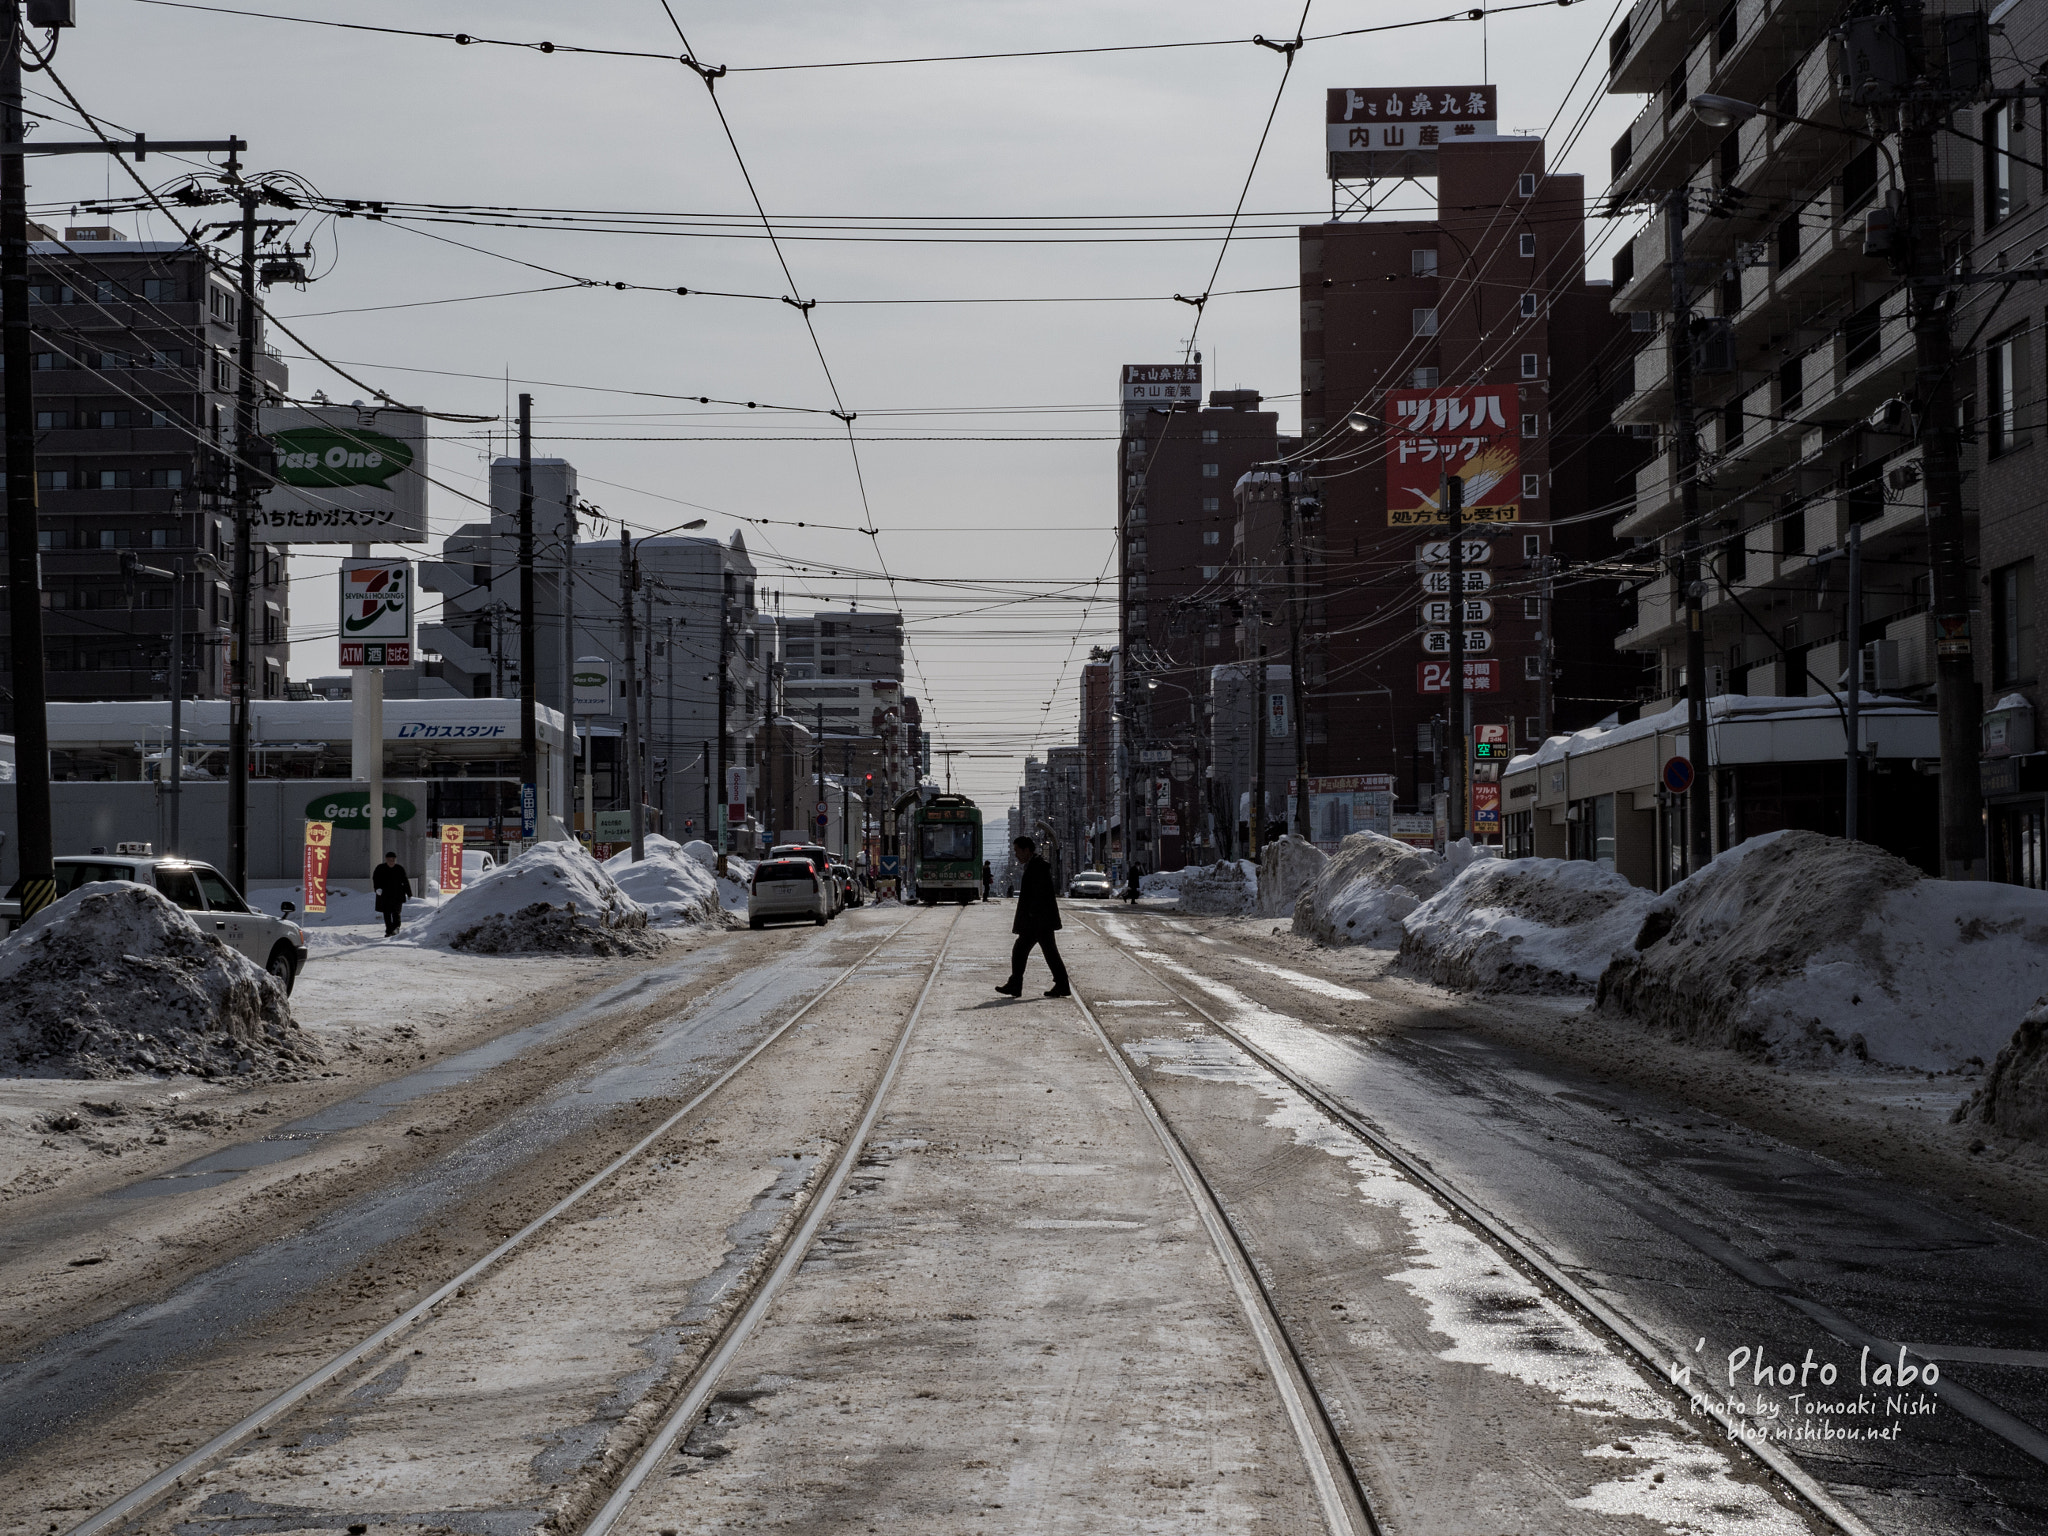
[
  {"left": 770, "top": 844, "right": 841, "bottom": 916},
  {"left": 1067, "top": 871, "right": 1114, "bottom": 900},
  {"left": 749, "top": 857, "right": 831, "bottom": 928},
  {"left": 2, "top": 854, "right": 309, "bottom": 991}
]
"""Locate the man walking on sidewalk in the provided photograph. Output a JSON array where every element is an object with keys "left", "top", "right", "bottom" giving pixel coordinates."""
[
  {"left": 996, "top": 836, "right": 1068, "bottom": 999},
  {"left": 372, "top": 849, "right": 412, "bottom": 938}
]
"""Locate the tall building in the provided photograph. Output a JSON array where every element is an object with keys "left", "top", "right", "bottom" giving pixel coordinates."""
[
  {"left": 1600, "top": 3, "right": 1983, "bottom": 880},
  {"left": 1116, "top": 369, "right": 1279, "bottom": 868},
  {"left": 779, "top": 608, "right": 904, "bottom": 681},
  {"left": 1296, "top": 126, "right": 1642, "bottom": 820},
  {"left": 419, "top": 484, "right": 768, "bottom": 844},
  {"left": 0, "top": 227, "right": 291, "bottom": 729}
]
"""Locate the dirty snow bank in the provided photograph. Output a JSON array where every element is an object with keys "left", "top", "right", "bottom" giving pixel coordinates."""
[
  {"left": 1293, "top": 832, "right": 1452, "bottom": 948},
  {"left": 1255, "top": 836, "right": 1326, "bottom": 919},
  {"left": 1171, "top": 860, "right": 1259, "bottom": 916},
  {"left": 1954, "top": 1000, "right": 2048, "bottom": 1143},
  {"left": 1400, "top": 858, "right": 1655, "bottom": 994},
  {"left": 683, "top": 841, "right": 754, "bottom": 913},
  {"left": 0, "top": 882, "right": 314, "bottom": 1079},
  {"left": 1597, "top": 830, "right": 2048, "bottom": 1070},
  {"left": 603, "top": 835, "right": 720, "bottom": 926},
  {"left": 414, "top": 843, "right": 658, "bottom": 956}
]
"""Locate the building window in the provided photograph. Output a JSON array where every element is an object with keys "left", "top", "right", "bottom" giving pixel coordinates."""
[
  {"left": 1520, "top": 292, "right": 1539, "bottom": 317},
  {"left": 1524, "top": 654, "right": 1544, "bottom": 679},
  {"left": 1845, "top": 299, "right": 1883, "bottom": 372},
  {"left": 1411, "top": 248, "right": 1438, "bottom": 276},
  {"left": 1779, "top": 351, "right": 1803, "bottom": 413},
  {"left": 36, "top": 469, "right": 68, "bottom": 490},
  {"left": 1202, "top": 530, "right": 1221, "bottom": 545},
  {"left": 1523, "top": 534, "right": 1542, "bottom": 560},
  {"left": 1519, "top": 172, "right": 1537, "bottom": 196},
  {"left": 212, "top": 351, "right": 233, "bottom": 391},
  {"left": 1723, "top": 396, "right": 1745, "bottom": 447},
  {"left": 1841, "top": 144, "right": 1879, "bottom": 215},
  {"left": 1988, "top": 328, "right": 2025, "bottom": 454},
  {"left": 1413, "top": 307, "right": 1439, "bottom": 336},
  {"left": 1205, "top": 627, "right": 1221, "bottom": 648},
  {"left": 148, "top": 468, "right": 184, "bottom": 489},
  {"left": 1520, "top": 353, "right": 1540, "bottom": 378},
  {"left": 1521, "top": 413, "right": 1539, "bottom": 437},
  {"left": 98, "top": 469, "right": 134, "bottom": 489},
  {"left": 1411, "top": 367, "right": 1439, "bottom": 388},
  {"left": 1725, "top": 528, "right": 1748, "bottom": 584},
  {"left": 1201, "top": 463, "right": 1219, "bottom": 477},
  {"left": 1776, "top": 208, "right": 1802, "bottom": 268},
  {"left": 1994, "top": 559, "right": 2035, "bottom": 684},
  {"left": 1987, "top": 102, "right": 2015, "bottom": 227},
  {"left": 1518, "top": 233, "right": 1536, "bottom": 257},
  {"left": 1201, "top": 565, "right": 1221, "bottom": 579},
  {"left": 35, "top": 409, "right": 68, "bottom": 429},
  {"left": 1781, "top": 499, "right": 1806, "bottom": 556},
  {"left": 1521, "top": 473, "right": 1541, "bottom": 499},
  {"left": 1201, "top": 428, "right": 1219, "bottom": 444},
  {"left": 141, "top": 278, "right": 177, "bottom": 303},
  {"left": 1201, "top": 496, "right": 1219, "bottom": 511}
]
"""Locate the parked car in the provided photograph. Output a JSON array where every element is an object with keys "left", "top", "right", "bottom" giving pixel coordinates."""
[
  {"left": 830, "top": 857, "right": 864, "bottom": 907},
  {"left": 770, "top": 844, "right": 841, "bottom": 916},
  {"left": 462, "top": 849, "right": 498, "bottom": 884},
  {"left": 1067, "top": 870, "right": 1114, "bottom": 900},
  {"left": 1, "top": 854, "right": 309, "bottom": 991},
  {"left": 748, "top": 857, "right": 831, "bottom": 928}
]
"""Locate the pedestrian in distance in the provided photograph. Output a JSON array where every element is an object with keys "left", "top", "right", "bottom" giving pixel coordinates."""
[
  {"left": 372, "top": 849, "right": 412, "bottom": 938},
  {"left": 995, "top": 836, "right": 1069, "bottom": 999},
  {"left": 1123, "top": 864, "right": 1143, "bottom": 905},
  {"left": 981, "top": 860, "right": 993, "bottom": 901}
]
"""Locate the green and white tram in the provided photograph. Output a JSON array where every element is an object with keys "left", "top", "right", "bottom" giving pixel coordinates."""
[{"left": 912, "top": 793, "right": 983, "bottom": 904}]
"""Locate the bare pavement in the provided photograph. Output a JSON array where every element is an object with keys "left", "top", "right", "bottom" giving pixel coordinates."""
[{"left": 1, "top": 900, "right": 2043, "bottom": 1536}]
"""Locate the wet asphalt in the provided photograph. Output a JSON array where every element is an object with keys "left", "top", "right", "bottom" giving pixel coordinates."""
[
  {"left": 1088, "top": 910, "right": 2048, "bottom": 1536},
  {"left": 0, "top": 932, "right": 859, "bottom": 1466}
]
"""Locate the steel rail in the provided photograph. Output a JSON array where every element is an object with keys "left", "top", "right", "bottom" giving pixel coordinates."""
[
  {"left": 1078, "top": 915, "right": 1885, "bottom": 1536},
  {"left": 1067, "top": 986, "right": 1379, "bottom": 1536},
  {"left": 66, "top": 910, "right": 933, "bottom": 1536},
  {"left": 577, "top": 903, "right": 964, "bottom": 1534}
]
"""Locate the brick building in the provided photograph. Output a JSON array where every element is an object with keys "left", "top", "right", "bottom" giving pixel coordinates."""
[{"left": 1295, "top": 135, "right": 1644, "bottom": 817}]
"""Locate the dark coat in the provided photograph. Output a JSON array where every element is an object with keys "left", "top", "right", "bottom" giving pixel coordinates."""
[
  {"left": 372, "top": 861, "right": 412, "bottom": 914},
  {"left": 1012, "top": 855, "right": 1061, "bottom": 935}
]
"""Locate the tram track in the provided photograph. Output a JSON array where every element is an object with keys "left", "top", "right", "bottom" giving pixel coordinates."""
[
  {"left": 58, "top": 906, "right": 952, "bottom": 1536},
  {"left": 1075, "top": 912, "right": 1882, "bottom": 1536}
]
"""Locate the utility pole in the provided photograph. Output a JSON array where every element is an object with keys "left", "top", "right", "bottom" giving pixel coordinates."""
[
  {"left": 516, "top": 393, "right": 536, "bottom": 840},
  {"left": 227, "top": 178, "right": 259, "bottom": 892},
  {"left": 1665, "top": 188, "right": 1712, "bottom": 873},
  {"left": 123, "top": 554, "right": 185, "bottom": 853},
  {"left": 1896, "top": 2, "right": 1983, "bottom": 879},
  {"left": 1446, "top": 475, "right": 1466, "bottom": 842},
  {"left": 559, "top": 492, "right": 577, "bottom": 841},
  {"left": 841, "top": 740, "right": 851, "bottom": 862},
  {"left": 1281, "top": 464, "right": 1310, "bottom": 839},
  {"left": 619, "top": 528, "right": 644, "bottom": 861},
  {"left": 643, "top": 575, "right": 655, "bottom": 833},
  {"left": 1537, "top": 553, "right": 1555, "bottom": 742},
  {"left": 815, "top": 699, "right": 826, "bottom": 843},
  {"left": 715, "top": 587, "right": 731, "bottom": 851},
  {"left": 1, "top": 6, "right": 49, "bottom": 918},
  {"left": 701, "top": 735, "right": 712, "bottom": 845},
  {"left": 1846, "top": 521, "right": 1864, "bottom": 843}
]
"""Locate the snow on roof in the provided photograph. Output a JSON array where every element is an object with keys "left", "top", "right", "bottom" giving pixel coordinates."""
[{"left": 1506, "top": 692, "right": 1932, "bottom": 771}]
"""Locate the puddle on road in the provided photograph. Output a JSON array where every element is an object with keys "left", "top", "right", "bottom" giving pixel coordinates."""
[{"left": 1123, "top": 1031, "right": 1808, "bottom": 1536}]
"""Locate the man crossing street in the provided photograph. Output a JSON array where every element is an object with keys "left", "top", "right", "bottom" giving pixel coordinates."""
[
  {"left": 995, "top": 836, "right": 1068, "bottom": 999},
  {"left": 372, "top": 849, "right": 412, "bottom": 938}
]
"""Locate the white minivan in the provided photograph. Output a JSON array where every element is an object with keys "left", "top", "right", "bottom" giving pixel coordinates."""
[{"left": 748, "top": 857, "right": 830, "bottom": 928}]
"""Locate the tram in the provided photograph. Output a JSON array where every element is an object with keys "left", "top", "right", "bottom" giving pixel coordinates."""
[{"left": 911, "top": 793, "right": 984, "bottom": 904}]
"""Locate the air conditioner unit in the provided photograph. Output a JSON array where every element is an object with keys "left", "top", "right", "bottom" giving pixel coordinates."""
[
  {"left": 1860, "top": 639, "right": 1901, "bottom": 691},
  {"left": 1631, "top": 311, "right": 1659, "bottom": 332}
]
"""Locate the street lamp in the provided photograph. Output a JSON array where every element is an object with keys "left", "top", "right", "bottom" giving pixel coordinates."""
[{"left": 1345, "top": 410, "right": 1372, "bottom": 432}]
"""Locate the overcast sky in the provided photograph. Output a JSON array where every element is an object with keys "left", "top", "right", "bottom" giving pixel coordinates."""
[{"left": 36, "top": 0, "right": 1642, "bottom": 811}]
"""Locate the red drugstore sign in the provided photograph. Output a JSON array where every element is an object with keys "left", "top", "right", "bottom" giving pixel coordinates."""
[
  {"left": 1417, "top": 660, "right": 1499, "bottom": 693},
  {"left": 1472, "top": 781, "right": 1503, "bottom": 826},
  {"left": 1386, "top": 387, "right": 1521, "bottom": 527},
  {"left": 303, "top": 820, "right": 331, "bottom": 914}
]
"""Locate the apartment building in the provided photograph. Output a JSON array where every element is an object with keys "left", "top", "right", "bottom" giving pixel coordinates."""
[
  {"left": 1599, "top": 0, "right": 2001, "bottom": 879},
  {"left": 0, "top": 229, "right": 290, "bottom": 728},
  {"left": 1116, "top": 371, "right": 1278, "bottom": 867},
  {"left": 779, "top": 608, "right": 904, "bottom": 682}
]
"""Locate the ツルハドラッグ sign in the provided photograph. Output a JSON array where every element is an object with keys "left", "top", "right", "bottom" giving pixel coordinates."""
[
  {"left": 255, "top": 406, "right": 427, "bottom": 543},
  {"left": 1386, "top": 387, "right": 1521, "bottom": 527}
]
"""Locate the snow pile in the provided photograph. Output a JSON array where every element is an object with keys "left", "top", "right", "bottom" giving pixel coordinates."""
[
  {"left": 603, "top": 835, "right": 720, "bottom": 926},
  {"left": 1255, "top": 836, "right": 1327, "bottom": 919},
  {"left": 1954, "top": 999, "right": 2048, "bottom": 1143},
  {"left": 680, "top": 840, "right": 755, "bottom": 913},
  {"left": 1400, "top": 858, "right": 1656, "bottom": 994},
  {"left": 1176, "top": 860, "right": 1259, "bottom": 916},
  {"left": 1139, "top": 867, "right": 1188, "bottom": 898},
  {"left": 1292, "top": 832, "right": 1451, "bottom": 947},
  {"left": 1596, "top": 830, "right": 2048, "bottom": 1070},
  {"left": 414, "top": 843, "right": 658, "bottom": 956},
  {"left": 0, "top": 882, "right": 315, "bottom": 1079}
]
